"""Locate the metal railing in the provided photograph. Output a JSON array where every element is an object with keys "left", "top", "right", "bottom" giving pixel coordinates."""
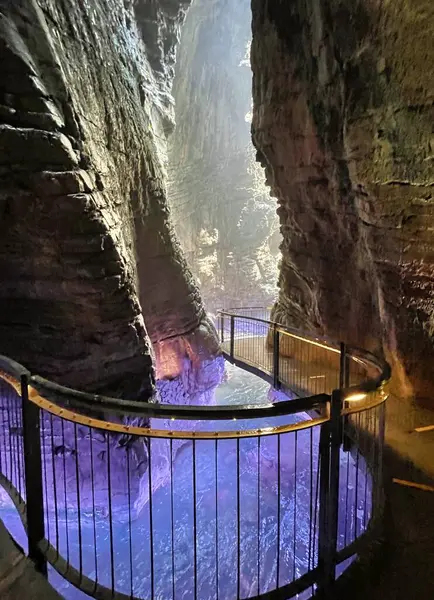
[{"left": 0, "top": 309, "right": 390, "bottom": 600}]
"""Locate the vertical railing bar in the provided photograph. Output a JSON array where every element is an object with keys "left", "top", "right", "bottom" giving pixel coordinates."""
[
  {"left": 370, "top": 406, "right": 376, "bottom": 514},
  {"left": 273, "top": 325, "right": 280, "bottom": 389},
  {"left": 6, "top": 388, "right": 14, "bottom": 485},
  {"left": 308, "top": 428, "right": 313, "bottom": 572},
  {"left": 276, "top": 433, "right": 281, "bottom": 589},
  {"left": 339, "top": 342, "right": 346, "bottom": 390},
  {"left": 237, "top": 437, "right": 241, "bottom": 600},
  {"left": 73, "top": 423, "right": 83, "bottom": 580},
  {"left": 297, "top": 340, "right": 302, "bottom": 392},
  {"left": 2, "top": 385, "right": 10, "bottom": 481},
  {"left": 89, "top": 428, "right": 98, "bottom": 592},
  {"left": 12, "top": 393, "right": 20, "bottom": 494},
  {"left": 49, "top": 414, "right": 59, "bottom": 555},
  {"left": 378, "top": 403, "right": 386, "bottom": 515},
  {"left": 106, "top": 435, "right": 115, "bottom": 595},
  {"left": 363, "top": 417, "right": 369, "bottom": 531},
  {"left": 215, "top": 439, "right": 219, "bottom": 600},
  {"left": 21, "top": 374, "right": 47, "bottom": 575},
  {"left": 41, "top": 415, "right": 50, "bottom": 545},
  {"left": 368, "top": 409, "right": 373, "bottom": 520},
  {"left": 0, "top": 385, "right": 3, "bottom": 475},
  {"left": 18, "top": 395, "right": 25, "bottom": 499},
  {"left": 257, "top": 435, "right": 261, "bottom": 596},
  {"left": 372, "top": 405, "right": 378, "bottom": 517},
  {"left": 230, "top": 316, "right": 235, "bottom": 360},
  {"left": 344, "top": 350, "right": 350, "bottom": 389},
  {"left": 313, "top": 438, "right": 321, "bottom": 569},
  {"left": 126, "top": 446, "right": 133, "bottom": 599},
  {"left": 170, "top": 438, "right": 176, "bottom": 600},
  {"left": 343, "top": 448, "right": 350, "bottom": 547},
  {"left": 148, "top": 438, "right": 155, "bottom": 599},
  {"left": 292, "top": 431, "right": 298, "bottom": 581},
  {"left": 354, "top": 441, "right": 360, "bottom": 541},
  {"left": 9, "top": 387, "right": 17, "bottom": 487},
  {"left": 13, "top": 392, "right": 21, "bottom": 496},
  {"left": 326, "top": 390, "right": 343, "bottom": 586},
  {"left": 20, "top": 396, "right": 26, "bottom": 499},
  {"left": 193, "top": 439, "right": 198, "bottom": 600},
  {"left": 61, "top": 418, "right": 69, "bottom": 566},
  {"left": 317, "top": 417, "right": 330, "bottom": 595}
]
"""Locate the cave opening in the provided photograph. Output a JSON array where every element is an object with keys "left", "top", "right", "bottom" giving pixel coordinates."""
[{"left": 167, "top": 0, "right": 280, "bottom": 315}]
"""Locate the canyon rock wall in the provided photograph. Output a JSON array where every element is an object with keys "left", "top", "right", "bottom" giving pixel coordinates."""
[
  {"left": 0, "top": 0, "right": 219, "bottom": 398},
  {"left": 168, "top": 0, "right": 279, "bottom": 314},
  {"left": 251, "top": 0, "right": 434, "bottom": 400}
]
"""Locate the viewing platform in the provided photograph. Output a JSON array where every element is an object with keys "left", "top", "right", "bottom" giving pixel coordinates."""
[{"left": 0, "top": 308, "right": 390, "bottom": 600}]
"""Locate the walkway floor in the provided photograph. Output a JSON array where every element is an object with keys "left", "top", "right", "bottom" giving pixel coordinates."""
[
  {"left": 0, "top": 520, "right": 61, "bottom": 599},
  {"left": 334, "top": 423, "right": 434, "bottom": 599},
  {"left": 228, "top": 336, "right": 434, "bottom": 599},
  {"left": 228, "top": 336, "right": 341, "bottom": 396}
]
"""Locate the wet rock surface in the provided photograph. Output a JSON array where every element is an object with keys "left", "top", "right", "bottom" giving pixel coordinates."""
[
  {"left": 251, "top": 0, "right": 434, "bottom": 402},
  {"left": 0, "top": 0, "right": 218, "bottom": 399}
]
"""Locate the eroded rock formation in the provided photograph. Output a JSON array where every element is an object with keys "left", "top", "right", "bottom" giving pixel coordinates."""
[
  {"left": 251, "top": 0, "right": 434, "bottom": 401},
  {"left": 0, "top": 0, "right": 219, "bottom": 399},
  {"left": 168, "top": 0, "right": 279, "bottom": 313}
]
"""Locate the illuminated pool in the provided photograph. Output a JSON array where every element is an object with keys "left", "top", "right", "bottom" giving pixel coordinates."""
[{"left": 0, "top": 362, "right": 369, "bottom": 599}]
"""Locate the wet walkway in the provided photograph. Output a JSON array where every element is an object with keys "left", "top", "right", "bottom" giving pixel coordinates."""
[
  {"left": 334, "top": 409, "right": 434, "bottom": 599},
  {"left": 226, "top": 335, "right": 434, "bottom": 599},
  {"left": 0, "top": 520, "right": 61, "bottom": 599}
]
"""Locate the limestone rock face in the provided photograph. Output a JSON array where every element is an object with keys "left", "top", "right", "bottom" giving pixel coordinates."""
[
  {"left": 251, "top": 0, "right": 434, "bottom": 400},
  {"left": 168, "top": 0, "right": 279, "bottom": 313},
  {"left": 0, "top": 0, "right": 218, "bottom": 399}
]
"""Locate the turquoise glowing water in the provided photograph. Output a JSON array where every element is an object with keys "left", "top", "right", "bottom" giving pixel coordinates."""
[{"left": 0, "top": 363, "right": 368, "bottom": 599}]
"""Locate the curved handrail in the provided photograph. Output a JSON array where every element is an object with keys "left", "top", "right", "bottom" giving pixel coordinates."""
[
  {"left": 0, "top": 354, "right": 31, "bottom": 378},
  {"left": 25, "top": 381, "right": 330, "bottom": 439},
  {"left": 0, "top": 310, "right": 390, "bottom": 422},
  {"left": 0, "top": 308, "right": 390, "bottom": 600},
  {"left": 217, "top": 309, "right": 390, "bottom": 409},
  {"left": 218, "top": 310, "right": 341, "bottom": 350},
  {"left": 29, "top": 374, "right": 327, "bottom": 423}
]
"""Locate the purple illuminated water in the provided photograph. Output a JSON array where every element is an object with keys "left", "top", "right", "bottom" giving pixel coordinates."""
[{"left": 0, "top": 362, "right": 370, "bottom": 600}]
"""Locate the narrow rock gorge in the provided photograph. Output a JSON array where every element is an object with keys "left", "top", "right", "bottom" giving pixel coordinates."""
[
  {"left": 1, "top": 0, "right": 433, "bottom": 406},
  {"left": 251, "top": 0, "right": 434, "bottom": 402},
  {"left": 0, "top": 0, "right": 219, "bottom": 399},
  {"left": 168, "top": 0, "right": 279, "bottom": 314}
]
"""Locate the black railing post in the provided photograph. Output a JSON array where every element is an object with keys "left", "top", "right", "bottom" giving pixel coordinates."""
[
  {"left": 339, "top": 342, "right": 347, "bottom": 389},
  {"left": 328, "top": 389, "right": 343, "bottom": 580},
  {"left": 21, "top": 374, "right": 47, "bottom": 576},
  {"left": 340, "top": 342, "right": 352, "bottom": 453},
  {"left": 230, "top": 315, "right": 235, "bottom": 360},
  {"left": 317, "top": 418, "right": 331, "bottom": 595},
  {"left": 340, "top": 342, "right": 351, "bottom": 453},
  {"left": 344, "top": 353, "right": 350, "bottom": 389},
  {"left": 318, "top": 390, "right": 343, "bottom": 596},
  {"left": 220, "top": 313, "right": 224, "bottom": 344},
  {"left": 273, "top": 323, "right": 280, "bottom": 389}
]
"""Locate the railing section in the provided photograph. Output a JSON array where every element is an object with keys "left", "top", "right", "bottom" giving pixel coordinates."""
[{"left": 0, "top": 310, "right": 389, "bottom": 600}]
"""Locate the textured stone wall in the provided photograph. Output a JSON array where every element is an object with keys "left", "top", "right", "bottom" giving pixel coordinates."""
[
  {"left": 168, "top": 0, "right": 279, "bottom": 313},
  {"left": 0, "top": 0, "right": 218, "bottom": 398},
  {"left": 251, "top": 0, "right": 434, "bottom": 401}
]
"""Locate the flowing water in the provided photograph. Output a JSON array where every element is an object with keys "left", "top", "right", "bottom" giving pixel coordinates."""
[{"left": 0, "top": 363, "right": 368, "bottom": 599}]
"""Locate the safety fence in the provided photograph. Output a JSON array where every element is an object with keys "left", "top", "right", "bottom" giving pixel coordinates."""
[{"left": 0, "top": 309, "right": 389, "bottom": 599}]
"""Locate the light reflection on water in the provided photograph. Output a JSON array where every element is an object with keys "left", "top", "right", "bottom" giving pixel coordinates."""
[{"left": 0, "top": 363, "right": 370, "bottom": 600}]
